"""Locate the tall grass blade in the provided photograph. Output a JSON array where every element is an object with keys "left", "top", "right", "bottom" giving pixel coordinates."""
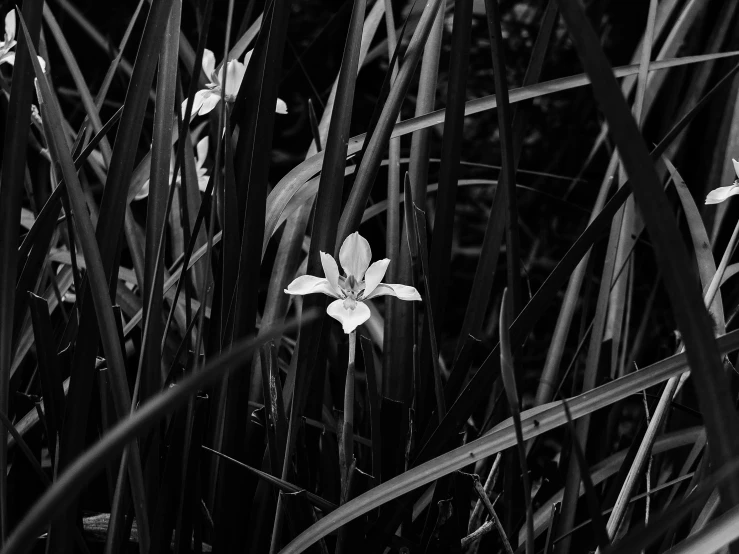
[
  {"left": 278, "top": 328, "right": 739, "bottom": 553},
  {"left": 271, "top": 0, "right": 367, "bottom": 548},
  {"left": 557, "top": 179, "right": 623, "bottom": 551},
  {"left": 412, "top": 203, "right": 445, "bottom": 421},
  {"left": 499, "top": 288, "right": 534, "bottom": 554},
  {"left": 0, "top": 315, "right": 313, "bottom": 554},
  {"left": 335, "top": 0, "right": 445, "bottom": 242},
  {"left": 455, "top": 0, "right": 557, "bottom": 360},
  {"left": 28, "top": 294, "right": 65, "bottom": 464},
  {"left": 360, "top": 335, "right": 382, "bottom": 484},
  {"left": 554, "top": 0, "right": 739, "bottom": 510},
  {"left": 201, "top": 446, "right": 336, "bottom": 513},
  {"left": 16, "top": 14, "right": 152, "bottom": 552},
  {"left": 265, "top": 52, "right": 739, "bottom": 259},
  {"left": 483, "top": 0, "right": 521, "bottom": 315},
  {"left": 604, "top": 461, "right": 739, "bottom": 554},
  {"left": 560, "top": 400, "right": 610, "bottom": 552},
  {"left": 0, "top": 1, "right": 43, "bottom": 539},
  {"left": 413, "top": 0, "right": 476, "bottom": 431}
]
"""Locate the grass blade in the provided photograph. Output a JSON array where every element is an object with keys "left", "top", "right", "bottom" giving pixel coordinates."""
[
  {"left": 335, "top": 0, "right": 445, "bottom": 243},
  {"left": 554, "top": 0, "right": 739, "bottom": 510},
  {"left": 0, "top": 1, "right": 43, "bottom": 539},
  {"left": 498, "top": 288, "right": 534, "bottom": 554},
  {"left": 560, "top": 399, "right": 610, "bottom": 552},
  {"left": 272, "top": 0, "right": 367, "bottom": 548},
  {"left": 278, "top": 329, "right": 739, "bottom": 553},
  {"left": 455, "top": 0, "right": 557, "bottom": 359},
  {"left": 16, "top": 13, "right": 152, "bottom": 552},
  {"left": 265, "top": 52, "right": 739, "bottom": 257},
  {"left": 483, "top": 0, "right": 522, "bottom": 315},
  {"left": 360, "top": 335, "right": 382, "bottom": 484},
  {"left": 28, "top": 293, "right": 65, "bottom": 464},
  {"left": 0, "top": 315, "right": 314, "bottom": 554},
  {"left": 201, "top": 446, "right": 336, "bottom": 514}
]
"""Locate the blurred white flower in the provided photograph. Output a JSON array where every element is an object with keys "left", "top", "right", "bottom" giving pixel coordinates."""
[
  {"left": 135, "top": 137, "right": 210, "bottom": 201},
  {"left": 284, "top": 232, "right": 421, "bottom": 334},
  {"left": 0, "top": 11, "right": 16, "bottom": 67},
  {"left": 706, "top": 159, "right": 739, "bottom": 205},
  {"left": 182, "top": 49, "right": 287, "bottom": 118}
]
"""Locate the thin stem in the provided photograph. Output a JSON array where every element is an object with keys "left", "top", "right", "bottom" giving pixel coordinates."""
[
  {"left": 335, "top": 331, "right": 357, "bottom": 554},
  {"left": 467, "top": 473, "right": 514, "bottom": 554},
  {"left": 468, "top": 453, "right": 501, "bottom": 533},
  {"left": 340, "top": 330, "right": 357, "bottom": 505}
]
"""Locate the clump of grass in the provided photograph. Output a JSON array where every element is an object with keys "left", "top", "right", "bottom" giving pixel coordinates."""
[{"left": 3, "top": 0, "right": 739, "bottom": 553}]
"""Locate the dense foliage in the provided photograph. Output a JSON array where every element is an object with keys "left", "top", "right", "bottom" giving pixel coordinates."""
[{"left": 3, "top": 0, "right": 739, "bottom": 553}]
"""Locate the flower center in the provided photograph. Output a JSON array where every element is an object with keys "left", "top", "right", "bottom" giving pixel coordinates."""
[{"left": 339, "top": 274, "right": 366, "bottom": 310}]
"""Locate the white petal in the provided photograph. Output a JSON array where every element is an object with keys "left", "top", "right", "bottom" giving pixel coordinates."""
[
  {"left": 5, "top": 11, "right": 15, "bottom": 43},
  {"left": 319, "top": 252, "right": 341, "bottom": 295},
  {"left": 243, "top": 49, "right": 254, "bottom": 67},
  {"left": 733, "top": 158, "right": 739, "bottom": 180},
  {"left": 706, "top": 184, "right": 739, "bottom": 205},
  {"left": 365, "top": 283, "right": 422, "bottom": 301},
  {"left": 326, "top": 299, "right": 371, "bottom": 334},
  {"left": 284, "top": 275, "right": 338, "bottom": 298},
  {"left": 201, "top": 49, "right": 216, "bottom": 80},
  {"left": 363, "top": 259, "right": 390, "bottom": 297},
  {"left": 197, "top": 168, "right": 210, "bottom": 192},
  {"left": 0, "top": 51, "right": 14, "bottom": 66},
  {"left": 275, "top": 98, "right": 288, "bottom": 115},
  {"left": 134, "top": 179, "right": 150, "bottom": 201},
  {"left": 224, "top": 59, "right": 246, "bottom": 100},
  {"left": 185, "top": 88, "right": 207, "bottom": 118},
  {"left": 196, "top": 137, "right": 209, "bottom": 166},
  {"left": 339, "top": 232, "right": 372, "bottom": 280},
  {"left": 196, "top": 89, "right": 222, "bottom": 116}
]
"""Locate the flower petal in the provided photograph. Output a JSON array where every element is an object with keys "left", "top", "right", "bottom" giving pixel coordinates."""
[
  {"left": 0, "top": 51, "right": 14, "bottom": 66},
  {"left": 733, "top": 158, "right": 739, "bottom": 180},
  {"left": 339, "top": 232, "right": 372, "bottom": 280},
  {"left": 363, "top": 259, "right": 390, "bottom": 297},
  {"left": 201, "top": 49, "right": 216, "bottom": 81},
  {"left": 5, "top": 10, "right": 15, "bottom": 43},
  {"left": 706, "top": 184, "right": 739, "bottom": 205},
  {"left": 326, "top": 299, "right": 371, "bottom": 334},
  {"left": 320, "top": 252, "right": 341, "bottom": 296},
  {"left": 284, "top": 275, "right": 338, "bottom": 298},
  {"left": 275, "top": 98, "right": 288, "bottom": 115},
  {"left": 134, "top": 179, "right": 150, "bottom": 201},
  {"left": 223, "top": 59, "right": 246, "bottom": 100},
  {"left": 196, "top": 137, "right": 209, "bottom": 167},
  {"left": 365, "top": 283, "right": 422, "bottom": 301},
  {"left": 195, "top": 89, "right": 222, "bottom": 116},
  {"left": 197, "top": 167, "right": 210, "bottom": 192},
  {"left": 242, "top": 50, "right": 254, "bottom": 67},
  {"left": 184, "top": 88, "right": 207, "bottom": 118}
]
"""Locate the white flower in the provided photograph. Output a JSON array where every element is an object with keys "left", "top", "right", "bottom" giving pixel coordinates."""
[
  {"left": 284, "top": 232, "right": 421, "bottom": 334},
  {"left": 0, "top": 11, "right": 16, "bottom": 67},
  {"left": 706, "top": 159, "right": 739, "bottom": 204},
  {"left": 182, "top": 49, "right": 288, "bottom": 118},
  {"left": 135, "top": 137, "right": 210, "bottom": 201}
]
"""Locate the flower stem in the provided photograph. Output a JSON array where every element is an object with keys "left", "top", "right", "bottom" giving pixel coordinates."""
[{"left": 340, "top": 330, "right": 356, "bottom": 505}]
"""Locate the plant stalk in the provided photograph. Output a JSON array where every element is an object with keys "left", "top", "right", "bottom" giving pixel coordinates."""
[{"left": 340, "top": 330, "right": 357, "bottom": 505}]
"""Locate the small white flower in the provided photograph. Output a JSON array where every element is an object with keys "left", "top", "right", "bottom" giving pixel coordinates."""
[
  {"left": 30, "top": 104, "right": 41, "bottom": 126},
  {"left": 0, "top": 11, "right": 17, "bottom": 67},
  {"left": 182, "top": 49, "right": 288, "bottom": 118},
  {"left": 284, "top": 232, "right": 421, "bottom": 334},
  {"left": 135, "top": 137, "right": 210, "bottom": 200},
  {"left": 706, "top": 159, "right": 739, "bottom": 205}
]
